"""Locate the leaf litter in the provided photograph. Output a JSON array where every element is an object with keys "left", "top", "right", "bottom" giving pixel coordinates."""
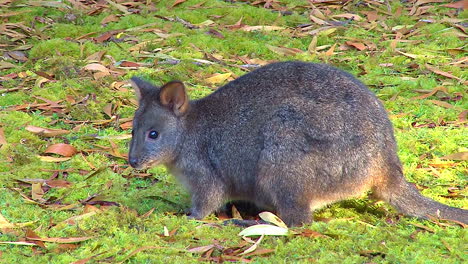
[{"left": 0, "top": 0, "right": 466, "bottom": 262}]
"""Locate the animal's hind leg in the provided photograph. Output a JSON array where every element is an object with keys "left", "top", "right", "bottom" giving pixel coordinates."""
[{"left": 257, "top": 165, "right": 314, "bottom": 226}]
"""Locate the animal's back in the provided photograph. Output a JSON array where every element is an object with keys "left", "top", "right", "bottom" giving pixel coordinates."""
[{"left": 187, "top": 62, "right": 396, "bottom": 205}]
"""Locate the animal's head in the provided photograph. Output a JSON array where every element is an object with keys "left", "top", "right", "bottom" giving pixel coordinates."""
[{"left": 128, "top": 77, "right": 189, "bottom": 169}]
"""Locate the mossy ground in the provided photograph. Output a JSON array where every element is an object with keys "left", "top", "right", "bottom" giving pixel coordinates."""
[{"left": 0, "top": 0, "right": 467, "bottom": 263}]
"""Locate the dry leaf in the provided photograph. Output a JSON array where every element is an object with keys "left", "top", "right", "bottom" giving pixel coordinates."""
[
  {"left": 241, "top": 26, "right": 284, "bottom": 32},
  {"left": 83, "top": 63, "right": 110, "bottom": 74},
  {"left": 86, "top": 50, "right": 106, "bottom": 62},
  {"left": 0, "top": 213, "right": 34, "bottom": 229},
  {"left": 332, "top": 13, "right": 362, "bottom": 21},
  {"left": 238, "top": 224, "right": 288, "bottom": 237},
  {"left": 26, "top": 236, "right": 93, "bottom": 243},
  {"left": 171, "top": 0, "right": 187, "bottom": 8},
  {"left": 441, "top": 1, "right": 467, "bottom": 9},
  {"left": 25, "top": 125, "right": 70, "bottom": 137},
  {"left": 0, "top": 127, "right": 6, "bottom": 146},
  {"left": 44, "top": 143, "right": 77, "bottom": 157},
  {"left": 239, "top": 235, "right": 264, "bottom": 255},
  {"left": 297, "top": 229, "right": 328, "bottom": 238},
  {"left": 46, "top": 180, "right": 72, "bottom": 188},
  {"left": 325, "top": 43, "right": 337, "bottom": 56},
  {"left": 258, "top": 212, "right": 287, "bottom": 228},
  {"left": 425, "top": 64, "right": 462, "bottom": 81},
  {"left": 38, "top": 156, "right": 72, "bottom": 162},
  {"left": 440, "top": 152, "right": 468, "bottom": 161},
  {"left": 308, "top": 35, "right": 318, "bottom": 54},
  {"left": 411, "top": 86, "right": 448, "bottom": 100},
  {"left": 458, "top": 110, "right": 467, "bottom": 123},
  {"left": 345, "top": 41, "right": 366, "bottom": 51},
  {"left": 101, "top": 14, "right": 119, "bottom": 24},
  {"left": 266, "top": 44, "right": 304, "bottom": 56},
  {"left": 119, "top": 61, "right": 141, "bottom": 68},
  {"left": 31, "top": 182, "right": 44, "bottom": 201},
  {"left": 187, "top": 244, "right": 215, "bottom": 253},
  {"left": 427, "top": 100, "right": 457, "bottom": 109},
  {"left": 205, "top": 73, "right": 232, "bottom": 84},
  {"left": 361, "top": 10, "right": 378, "bottom": 22},
  {"left": 309, "top": 14, "right": 328, "bottom": 25}
]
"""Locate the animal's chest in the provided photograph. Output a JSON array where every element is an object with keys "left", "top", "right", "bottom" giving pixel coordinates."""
[{"left": 166, "top": 165, "right": 191, "bottom": 191}]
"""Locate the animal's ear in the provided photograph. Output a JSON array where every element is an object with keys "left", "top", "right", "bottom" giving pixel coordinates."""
[
  {"left": 159, "top": 81, "right": 189, "bottom": 116},
  {"left": 129, "top": 77, "right": 156, "bottom": 102}
]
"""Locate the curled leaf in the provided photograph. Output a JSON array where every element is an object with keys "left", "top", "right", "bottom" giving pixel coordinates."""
[
  {"left": 205, "top": 73, "right": 232, "bottom": 84},
  {"left": 238, "top": 224, "right": 288, "bottom": 237},
  {"left": 258, "top": 212, "right": 288, "bottom": 228},
  {"left": 44, "top": 143, "right": 77, "bottom": 157},
  {"left": 440, "top": 152, "right": 468, "bottom": 161},
  {"left": 26, "top": 125, "right": 70, "bottom": 137}
]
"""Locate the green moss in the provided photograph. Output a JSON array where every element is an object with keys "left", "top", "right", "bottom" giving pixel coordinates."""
[{"left": 0, "top": 0, "right": 466, "bottom": 263}]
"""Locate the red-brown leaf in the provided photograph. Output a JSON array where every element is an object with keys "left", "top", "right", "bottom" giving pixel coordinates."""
[
  {"left": 171, "top": 0, "right": 187, "bottom": 8},
  {"left": 45, "top": 180, "right": 73, "bottom": 188},
  {"left": 345, "top": 41, "right": 367, "bottom": 51},
  {"left": 44, "top": 143, "right": 77, "bottom": 157},
  {"left": 26, "top": 236, "right": 93, "bottom": 243},
  {"left": 25, "top": 125, "right": 70, "bottom": 137},
  {"left": 0, "top": 127, "right": 6, "bottom": 145}
]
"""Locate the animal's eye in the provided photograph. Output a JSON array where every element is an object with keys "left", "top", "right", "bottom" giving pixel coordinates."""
[{"left": 148, "top": 130, "right": 159, "bottom": 139}]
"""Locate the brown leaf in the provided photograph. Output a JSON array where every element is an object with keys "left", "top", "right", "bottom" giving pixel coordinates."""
[
  {"left": 0, "top": 127, "right": 6, "bottom": 146},
  {"left": 411, "top": 86, "right": 448, "bottom": 100},
  {"left": 325, "top": 43, "right": 336, "bottom": 56},
  {"left": 171, "top": 0, "right": 187, "bottom": 8},
  {"left": 297, "top": 229, "right": 328, "bottom": 238},
  {"left": 86, "top": 51, "right": 106, "bottom": 62},
  {"left": 140, "top": 208, "right": 155, "bottom": 219},
  {"left": 119, "top": 61, "right": 141, "bottom": 68},
  {"left": 441, "top": 0, "right": 468, "bottom": 9},
  {"left": 26, "top": 236, "right": 93, "bottom": 243},
  {"left": 243, "top": 248, "right": 275, "bottom": 257},
  {"left": 45, "top": 180, "right": 72, "bottom": 188},
  {"left": 332, "top": 13, "right": 362, "bottom": 21},
  {"left": 440, "top": 152, "right": 468, "bottom": 161},
  {"left": 83, "top": 63, "right": 110, "bottom": 73},
  {"left": 309, "top": 14, "right": 328, "bottom": 25},
  {"left": 5, "top": 51, "right": 28, "bottom": 62},
  {"left": 425, "top": 64, "right": 462, "bottom": 81},
  {"left": 226, "top": 17, "right": 245, "bottom": 30},
  {"left": 345, "top": 41, "right": 366, "bottom": 51},
  {"left": 101, "top": 14, "right": 119, "bottom": 25},
  {"left": 266, "top": 44, "right": 303, "bottom": 56},
  {"left": 25, "top": 229, "right": 46, "bottom": 249},
  {"left": 187, "top": 244, "right": 215, "bottom": 253},
  {"left": 103, "top": 103, "right": 113, "bottom": 118},
  {"left": 44, "top": 143, "right": 77, "bottom": 157},
  {"left": 31, "top": 183, "right": 45, "bottom": 201},
  {"left": 70, "top": 257, "right": 92, "bottom": 264},
  {"left": 119, "top": 121, "right": 133, "bottom": 130},
  {"left": 361, "top": 11, "right": 378, "bottom": 22},
  {"left": 427, "top": 100, "right": 457, "bottom": 109},
  {"left": 206, "top": 29, "right": 225, "bottom": 39},
  {"left": 458, "top": 110, "right": 467, "bottom": 123}
]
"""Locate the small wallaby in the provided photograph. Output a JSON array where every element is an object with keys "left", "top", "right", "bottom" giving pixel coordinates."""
[{"left": 128, "top": 61, "right": 467, "bottom": 226}]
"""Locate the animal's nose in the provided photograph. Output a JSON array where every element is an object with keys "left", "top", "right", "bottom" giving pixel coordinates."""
[{"left": 129, "top": 157, "right": 139, "bottom": 168}]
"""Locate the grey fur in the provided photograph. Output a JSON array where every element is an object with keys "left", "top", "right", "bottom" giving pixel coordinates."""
[{"left": 128, "top": 61, "right": 467, "bottom": 226}]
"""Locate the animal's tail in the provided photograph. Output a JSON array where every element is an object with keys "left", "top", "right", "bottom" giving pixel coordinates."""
[{"left": 375, "top": 171, "right": 467, "bottom": 224}]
